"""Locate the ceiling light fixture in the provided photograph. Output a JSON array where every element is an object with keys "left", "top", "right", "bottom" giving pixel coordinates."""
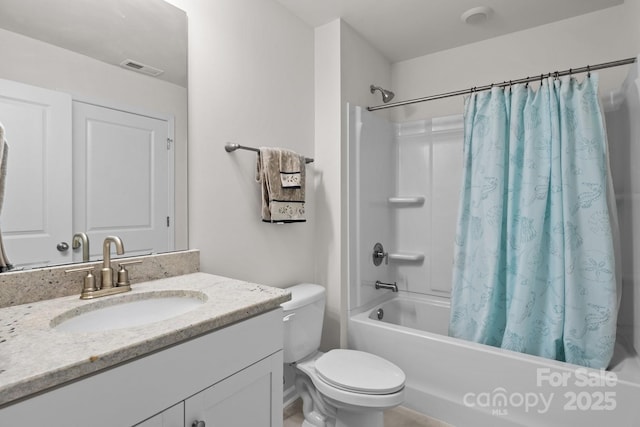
[{"left": 461, "top": 6, "right": 493, "bottom": 25}]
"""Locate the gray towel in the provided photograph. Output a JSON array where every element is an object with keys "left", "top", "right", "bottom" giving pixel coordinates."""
[
  {"left": 0, "top": 123, "right": 12, "bottom": 271},
  {"left": 256, "top": 147, "right": 306, "bottom": 223}
]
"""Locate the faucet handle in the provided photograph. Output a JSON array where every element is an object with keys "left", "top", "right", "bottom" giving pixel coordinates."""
[
  {"left": 65, "top": 266, "right": 98, "bottom": 298},
  {"left": 118, "top": 260, "right": 142, "bottom": 267},
  {"left": 372, "top": 242, "right": 388, "bottom": 266},
  {"left": 64, "top": 266, "right": 95, "bottom": 273},
  {"left": 116, "top": 260, "right": 142, "bottom": 287}
]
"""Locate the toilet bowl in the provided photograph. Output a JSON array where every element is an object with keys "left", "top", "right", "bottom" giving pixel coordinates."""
[{"left": 282, "top": 284, "right": 405, "bottom": 427}]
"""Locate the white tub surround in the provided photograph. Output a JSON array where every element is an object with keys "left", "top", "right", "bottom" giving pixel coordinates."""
[
  {"left": 0, "top": 272, "right": 290, "bottom": 407},
  {"left": 347, "top": 106, "right": 462, "bottom": 314}
]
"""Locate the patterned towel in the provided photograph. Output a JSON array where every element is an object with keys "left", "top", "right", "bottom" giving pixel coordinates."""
[
  {"left": 256, "top": 147, "right": 306, "bottom": 223},
  {"left": 279, "top": 150, "right": 302, "bottom": 188}
]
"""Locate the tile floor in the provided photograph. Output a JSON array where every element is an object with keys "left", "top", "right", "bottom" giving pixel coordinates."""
[{"left": 283, "top": 399, "right": 453, "bottom": 427}]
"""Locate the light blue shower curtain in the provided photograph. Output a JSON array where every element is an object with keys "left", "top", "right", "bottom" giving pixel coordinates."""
[{"left": 449, "top": 75, "right": 618, "bottom": 369}]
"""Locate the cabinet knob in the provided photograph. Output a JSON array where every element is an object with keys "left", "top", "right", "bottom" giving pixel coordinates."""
[
  {"left": 57, "top": 241, "right": 70, "bottom": 252},
  {"left": 192, "top": 421, "right": 206, "bottom": 427}
]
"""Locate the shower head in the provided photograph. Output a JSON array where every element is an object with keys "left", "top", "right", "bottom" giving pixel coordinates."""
[{"left": 370, "top": 85, "right": 395, "bottom": 103}]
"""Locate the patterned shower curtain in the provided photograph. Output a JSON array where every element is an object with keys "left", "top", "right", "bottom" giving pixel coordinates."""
[{"left": 449, "top": 75, "right": 619, "bottom": 369}]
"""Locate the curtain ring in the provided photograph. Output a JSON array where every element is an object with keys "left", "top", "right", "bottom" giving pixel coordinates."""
[
  {"left": 525, "top": 76, "right": 530, "bottom": 88},
  {"left": 587, "top": 65, "right": 591, "bottom": 78}
]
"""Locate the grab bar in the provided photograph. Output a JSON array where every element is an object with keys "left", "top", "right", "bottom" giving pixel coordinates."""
[{"left": 375, "top": 280, "right": 398, "bottom": 292}]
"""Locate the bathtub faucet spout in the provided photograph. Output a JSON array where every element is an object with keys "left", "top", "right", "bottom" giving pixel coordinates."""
[{"left": 375, "top": 280, "right": 398, "bottom": 292}]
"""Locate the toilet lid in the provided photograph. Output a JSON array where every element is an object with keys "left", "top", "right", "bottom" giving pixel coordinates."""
[{"left": 314, "top": 349, "right": 405, "bottom": 395}]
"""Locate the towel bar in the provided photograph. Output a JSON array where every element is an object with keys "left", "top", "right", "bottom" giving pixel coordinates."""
[{"left": 225, "top": 142, "right": 314, "bottom": 164}]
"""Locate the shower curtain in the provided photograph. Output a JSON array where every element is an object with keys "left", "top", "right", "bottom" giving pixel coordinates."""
[{"left": 449, "top": 75, "right": 618, "bottom": 369}]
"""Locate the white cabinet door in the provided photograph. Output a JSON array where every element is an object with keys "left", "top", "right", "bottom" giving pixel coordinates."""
[
  {"left": 135, "top": 402, "right": 184, "bottom": 427},
  {"left": 0, "top": 78, "right": 72, "bottom": 268},
  {"left": 72, "top": 101, "right": 174, "bottom": 261},
  {"left": 185, "top": 354, "right": 283, "bottom": 427}
]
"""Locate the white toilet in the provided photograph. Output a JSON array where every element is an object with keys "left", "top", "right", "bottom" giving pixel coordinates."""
[{"left": 282, "top": 284, "right": 405, "bottom": 427}]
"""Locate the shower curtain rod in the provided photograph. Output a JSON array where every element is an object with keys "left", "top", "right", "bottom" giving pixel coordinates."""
[{"left": 367, "top": 56, "right": 637, "bottom": 111}]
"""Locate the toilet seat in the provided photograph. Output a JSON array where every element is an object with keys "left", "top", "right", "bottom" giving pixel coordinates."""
[
  {"left": 296, "top": 351, "right": 405, "bottom": 409},
  {"left": 315, "top": 349, "right": 405, "bottom": 395}
]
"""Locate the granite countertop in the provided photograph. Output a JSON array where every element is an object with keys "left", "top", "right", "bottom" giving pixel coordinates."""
[{"left": 0, "top": 272, "right": 290, "bottom": 407}]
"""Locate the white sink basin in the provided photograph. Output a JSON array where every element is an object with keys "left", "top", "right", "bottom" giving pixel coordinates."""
[{"left": 51, "top": 291, "right": 207, "bottom": 332}]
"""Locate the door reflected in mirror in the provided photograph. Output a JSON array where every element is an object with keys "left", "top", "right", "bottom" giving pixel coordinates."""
[{"left": 0, "top": 0, "right": 188, "bottom": 270}]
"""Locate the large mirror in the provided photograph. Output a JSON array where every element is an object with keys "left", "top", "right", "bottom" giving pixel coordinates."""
[{"left": 0, "top": 0, "right": 188, "bottom": 270}]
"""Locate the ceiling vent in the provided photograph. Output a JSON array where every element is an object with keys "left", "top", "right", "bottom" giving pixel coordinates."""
[{"left": 119, "top": 59, "right": 164, "bottom": 77}]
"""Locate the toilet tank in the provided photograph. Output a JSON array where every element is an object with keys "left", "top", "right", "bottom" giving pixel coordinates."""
[{"left": 281, "top": 283, "right": 325, "bottom": 363}]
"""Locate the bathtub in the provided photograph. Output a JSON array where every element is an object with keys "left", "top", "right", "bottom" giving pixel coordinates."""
[{"left": 348, "top": 294, "right": 640, "bottom": 427}]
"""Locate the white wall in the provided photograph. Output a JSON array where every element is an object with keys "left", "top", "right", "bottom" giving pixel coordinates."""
[
  {"left": 174, "top": 0, "right": 316, "bottom": 287},
  {"left": 340, "top": 22, "right": 393, "bottom": 115},
  {"left": 315, "top": 19, "right": 391, "bottom": 348},
  {"left": 391, "top": 3, "right": 640, "bottom": 122},
  {"left": 314, "top": 20, "right": 343, "bottom": 350},
  {"left": 0, "top": 27, "right": 188, "bottom": 250}
]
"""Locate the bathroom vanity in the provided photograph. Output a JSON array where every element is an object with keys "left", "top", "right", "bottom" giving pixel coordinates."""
[{"left": 0, "top": 272, "right": 290, "bottom": 426}]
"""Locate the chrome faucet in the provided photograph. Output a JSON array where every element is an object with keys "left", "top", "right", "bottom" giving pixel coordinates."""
[
  {"left": 101, "top": 236, "right": 124, "bottom": 289},
  {"left": 72, "top": 232, "right": 90, "bottom": 262},
  {"left": 375, "top": 280, "right": 398, "bottom": 292}
]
